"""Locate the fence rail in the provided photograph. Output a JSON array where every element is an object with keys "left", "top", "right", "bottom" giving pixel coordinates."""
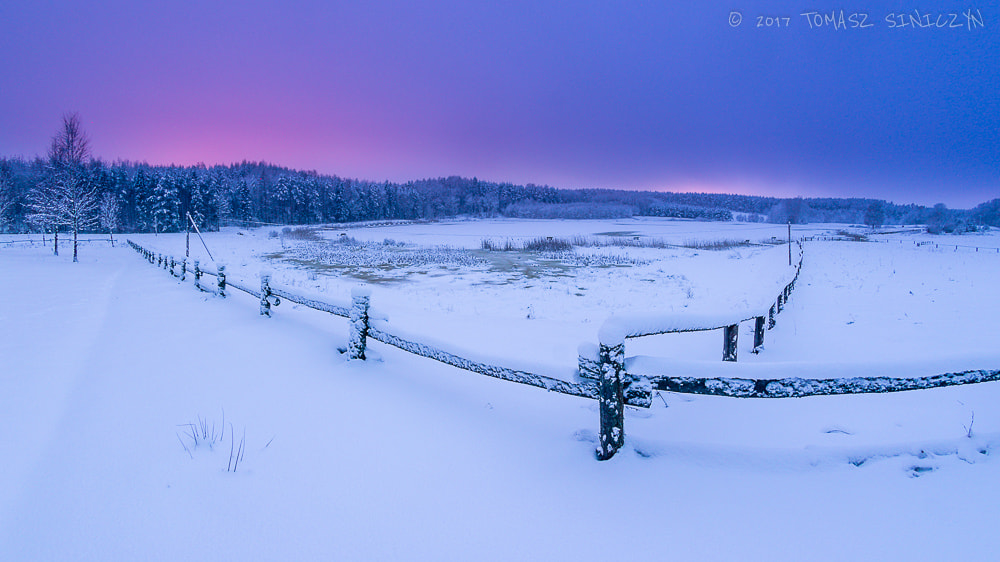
[
  {"left": 651, "top": 369, "right": 1000, "bottom": 398},
  {"left": 125, "top": 238, "right": 1000, "bottom": 461}
]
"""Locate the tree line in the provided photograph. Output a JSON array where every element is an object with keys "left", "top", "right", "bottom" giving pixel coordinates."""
[{"left": 0, "top": 114, "right": 995, "bottom": 241}]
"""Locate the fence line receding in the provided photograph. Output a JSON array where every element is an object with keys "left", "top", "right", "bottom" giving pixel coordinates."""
[{"left": 126, "top": 238, "right": 999, "bottom": 461}]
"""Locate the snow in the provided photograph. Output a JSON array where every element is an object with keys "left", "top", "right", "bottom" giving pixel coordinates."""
[{"left": 3, "top": 219, "right": 1000, "bottom": 560}]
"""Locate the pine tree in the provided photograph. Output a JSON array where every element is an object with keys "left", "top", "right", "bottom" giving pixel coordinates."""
[{"left": 150, "top": 171, "right": 181, "bottom": 233}]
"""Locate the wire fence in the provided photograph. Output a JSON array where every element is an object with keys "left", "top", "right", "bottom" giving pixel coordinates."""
[
  {"left": 125, "top": 237, "right": 1000, "bottom": 461},
  {"left": 1, "top": 236, "right": 116, "bottom": 246},
  {"left": 804, "top": 234, "right": 1000, "bottom": 253}
]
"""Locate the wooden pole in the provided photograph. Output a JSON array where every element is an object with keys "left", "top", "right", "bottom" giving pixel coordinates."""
[
  {"left": 753, "top": 316, "right": 765, "bottom": 353},
  {"left": 723, "top": 324, "right": 738, "bottom": 362},
  {"left": 217, "top": 265, "right": 226, "bottom": 298},
  {"left": 596, "top": 324, "right": 625, "bottom": 460},
  {"left": 788, "top": 221, "right": 792, "bottom": 266},
  {"left": 349, "top": 287, "right": 371, "bottom": 360},
  {"left": 260, "top": 274, "right": 273, "bottom": 316}
]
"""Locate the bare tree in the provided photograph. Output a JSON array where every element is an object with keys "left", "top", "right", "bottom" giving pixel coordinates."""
[
  {"left": 99, "top": 192, "right": 119, "bottom": 247},
  {"left": 28, "top": 113, "right": 100, "bottom": 261}
]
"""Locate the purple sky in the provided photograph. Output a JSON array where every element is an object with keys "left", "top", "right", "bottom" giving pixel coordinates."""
[{"left": 1, "top": 1, "right": 997, "bottom": 207}]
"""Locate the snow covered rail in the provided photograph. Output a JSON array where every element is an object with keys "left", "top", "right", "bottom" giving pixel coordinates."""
[
  {"left": 268, "top": 286, "right": 350, "bottom": 317},
  {"left": 649, "top": 369, "right": 1000, "bottom": 398},
  {"left": 366, "top": 324, "right": 601, "bottom": 401}
]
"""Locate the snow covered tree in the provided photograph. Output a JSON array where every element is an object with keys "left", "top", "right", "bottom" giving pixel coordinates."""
[
  {"left": 27, "top": 113, "right": 100, "bottom": 261},
  {"left": 150, "top": 171, "right": 181, "bottom": 233},
  {"left": 99, "top": 192, "right": 119, "bottom": 246}
]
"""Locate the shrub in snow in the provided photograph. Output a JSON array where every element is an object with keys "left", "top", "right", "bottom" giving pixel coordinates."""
[{"left": 176, "top": 413, "right": 249, "bottom": 473}]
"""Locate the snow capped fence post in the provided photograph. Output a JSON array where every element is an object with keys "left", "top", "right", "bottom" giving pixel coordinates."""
[
  {"left": 169, "top": 257, "right": 175, "bottom": 277},
  {"left": 596, "top": 323, "right": 625, "bottom": 461},
  {"left": 217, "top": 265, "right": 226, "bottom": 298},
  {"left": 768, "top": 303, "right": 776, "bottom": 329},
  {"left": 349, "top": 287, "right": 372, "bottom": 360},
  {"left": 193, "top": 260, "right": 201, "bottom": 290},
  {"left": 723, "top": 323, "right": 738, "bottom": 362},
  {"left": 777, "top": 293, "right": 784, "bottom": 313},
  {"left": 180, "top": 259, "right": 186, "bottom": 281},
  {"left": 260, "top": 273, "right": 275, "bottom": 317}
]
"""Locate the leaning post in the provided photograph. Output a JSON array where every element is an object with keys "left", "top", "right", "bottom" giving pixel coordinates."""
[
  {"left": 349, "top": 287, "right": 372, "bottom": 360},
  {"left": 596, "top": 323, "right": 626, "bottom": 461}
]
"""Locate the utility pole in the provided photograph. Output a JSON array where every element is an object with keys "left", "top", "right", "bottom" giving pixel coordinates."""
[{"left": 788, "top": 221, "right": 792, "bottom": 265}]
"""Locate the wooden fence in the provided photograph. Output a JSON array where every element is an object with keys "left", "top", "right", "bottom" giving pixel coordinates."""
[{"left": 126, "top": 239, "right": 1000, "bottom": 461}]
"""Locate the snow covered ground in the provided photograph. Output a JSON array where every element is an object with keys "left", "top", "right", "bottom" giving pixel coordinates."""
[{"left": 2, "top": 218, "right": 1000, "bottom": 560}]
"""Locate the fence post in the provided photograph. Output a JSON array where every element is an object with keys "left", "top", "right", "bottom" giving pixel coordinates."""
[
  {"left": 597, "top": 324, "right": 625, "bottom": 461},
  {"left": 194, "top": 260, "right": 201, "bottom": 290},
  {"left": 217, "top": 265, "right": 226, "bottom": 298},
  {"left": 753, "top": 316, "right": 765, "bottom": 353},
  {"left": 723, "top": 324, "right": 738, "bottom": 362},
  {"left": 768, "top": 304, "right": 776, "bottom": 329},
  {"left": 349, "top": 287, "right": 371, "bottom": 360},
  {"left": 180, "top": 259, "right": 187, "bottom": 281},
  {"left": 777, "top": 293, "right": 784, "bottom": 313},
  {"left": 169, "top": 257, "right": 175, "bottom": 277},
  {"left": 260, "top": 274, "right": 273, "bottom": 316}
]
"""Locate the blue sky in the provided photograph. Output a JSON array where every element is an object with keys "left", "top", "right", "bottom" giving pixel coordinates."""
[{"left": 0, "top": 1, "right": 996, "bottom": 206}]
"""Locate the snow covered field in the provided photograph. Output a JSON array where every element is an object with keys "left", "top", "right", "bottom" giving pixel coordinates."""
[{"left": 3, "top": 217, "right": 1000, "bottom": 560}]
